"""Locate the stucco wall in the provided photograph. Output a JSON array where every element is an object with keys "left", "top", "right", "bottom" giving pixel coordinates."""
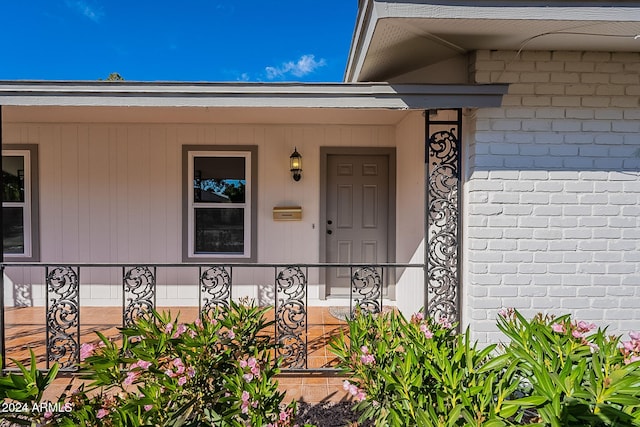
[
  {"left": 3, "top": 114, "right": 427, "bottom": 307},
  {"left": 466, "top": 50, "right": 640, "bottom": 342}
]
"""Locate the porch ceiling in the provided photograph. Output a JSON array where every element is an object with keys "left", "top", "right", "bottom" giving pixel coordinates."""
[{"left": 346, "top": 0, "right": 640, "bottom": 82}]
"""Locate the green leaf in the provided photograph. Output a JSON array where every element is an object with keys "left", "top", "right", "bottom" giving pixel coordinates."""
[{"left": 506, "top": 396, "right": 547, "bottom": 407}]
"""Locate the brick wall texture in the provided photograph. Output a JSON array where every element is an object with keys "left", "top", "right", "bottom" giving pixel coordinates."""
[{"left": 467, "top": 50, "right": 640, "bottom": 343}]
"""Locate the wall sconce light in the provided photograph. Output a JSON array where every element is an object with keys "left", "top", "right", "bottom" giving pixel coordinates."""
[{"left": 289, "top": 147, "right": 302, "bottom": 181}]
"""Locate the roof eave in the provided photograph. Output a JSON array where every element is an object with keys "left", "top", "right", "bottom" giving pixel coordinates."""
[{"left": 0, "top": 81, "right": 509, "bottom": 109}]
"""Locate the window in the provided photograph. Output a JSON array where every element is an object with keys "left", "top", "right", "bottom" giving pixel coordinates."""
[
  {"left": 2, "top": 145, "right": 39, "bottom": 260},
  {"left": 183, "top": 146, "right": 257, "bottom": 261}
]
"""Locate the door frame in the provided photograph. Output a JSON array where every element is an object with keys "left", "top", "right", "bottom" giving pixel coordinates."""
[{"left": 319, "top": 147, "right": 397, "bottom": 300}]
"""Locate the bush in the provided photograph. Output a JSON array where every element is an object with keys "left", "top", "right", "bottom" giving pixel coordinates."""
[
  {"left": 331, "top": 308, "right": 640, "bottom": 427},
  {"left": 61, "top": 299, "right": 303, "bottom": 426},
  {"left": 0, "top": 300, "right": 310, "bottom": 426},
  {"left": 497, "top": 309, "right": 640, "bottom": 426}
]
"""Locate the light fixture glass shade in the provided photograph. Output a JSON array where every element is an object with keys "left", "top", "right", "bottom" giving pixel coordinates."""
[{"left": 290, "top": 147, "right": 302, "bottom": 181}]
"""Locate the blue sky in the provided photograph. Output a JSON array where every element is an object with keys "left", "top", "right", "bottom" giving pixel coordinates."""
[{"left": 0, "top": 1, "right": 358, "bottom": 82}]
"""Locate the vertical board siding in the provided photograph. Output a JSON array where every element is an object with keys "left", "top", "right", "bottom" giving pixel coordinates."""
[{"left": 4, "top": 119, "right": 426, "bottom": 306}]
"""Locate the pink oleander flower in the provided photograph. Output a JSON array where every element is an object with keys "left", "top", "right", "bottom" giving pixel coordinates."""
[
  {"left": 360, "top": 353, "right": 375, "bottom": 365},
  {"left": 194, "top": 318, "right": 203, "bottom": 328},
  {"left": 227, "top": 330, "right": 236, "bottom": 340},
  {"left": 251, "top": 366, "right": 260, "bottom": 375},
  {"left": 348, "top": 384, "right": 359, "bottom": 396},
  {"left": 243, "top": 373, "right": 254, "bottom": 382},
  {"left": 551, "top": 323, "right": 566, "bottom": 333},
  {"left": 279, "top": 407, "right": 293, "bottom": 422},
  {"left": 164, "top": 323, "right": 173, "bottom": 334},
  {"left": 625, "top": 355, "right": 640, "bottom": 365},
  {"left": 361, "top": 345, "right": 369, "bottom": 354},
  {"left": 241, "top": 401, "right": 249, "bottom": 414},
  {"left": 177, "top": 376, "right": 187, "bottom": 386},
  {"left": 131, "top": 360, "right": 152, "bottom": 370},
  {"left": 239, "top": 359, "right": 248, "bottom": 368},
  {"left": 173, "top": 324, "right": 187, "bottom": 338},
  {"left": 80, "top": 343, "right": 97, "bottom": 361},
  {"left": 414, "top": 312, "right": 424, "bottom": 321},
  {"left": 187, "top": 366, "right": 196, "bottom": 378},
  {"left": 247, "top": 357, "right": 257, "bottom": 368},
  {"left": 189, "top": 329, "right": 197, "bottom": 338},
  {"left": 96, "top": 408, "right": 109, "bottom": 419},
  {"left": 630, "top": 331, "right": 640, "bottom": 341},
  {"left": 242, "top": 390, "right": 250, "bottom": 402},
  {"left": 577, "top": 321, "right": 596, "bottom": 332},
  {"left": 343, "top": 380, "right": 350, "bottom": 391},
  {"left": 173, "top": 358, "right": 185, "bottom": 374},
  {"left": 44, "top": 411, "right": 53, "bottom": 419},
  {"left": 123, "top": 371, "right": 139, "bottom": 386},
  {"left": 420, "top": 324, "right": 434, "bottom": 339},
  {"left": 356, "top": 391, "right": 366, "bottom": 401},
  {"left": 144, "top": 404, "right": 153, "bottom": 411},
  {"left": 498, "top": 308, "right": 515, "bottom": 319},
  {"left": 438, "top": 317, "right": 452, "bottom": 329},
  {"left": 572, "top": 330, "right": 584, "bottom": 339}
]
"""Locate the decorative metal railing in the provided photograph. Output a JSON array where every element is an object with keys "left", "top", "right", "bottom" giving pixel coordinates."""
[
  {"left": 425, "top": 109, "right": 462, "bottom": 324},
  {"left": 0, "top": 262, "right": 422, "bottom": 373}
]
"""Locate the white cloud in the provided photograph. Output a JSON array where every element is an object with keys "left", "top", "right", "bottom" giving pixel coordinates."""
[
  {"left": 265, "top": 54, "right": 327, "bottom": 80},
  {"left": 66, "top": 0, "right": 104, "bottom": 22}
]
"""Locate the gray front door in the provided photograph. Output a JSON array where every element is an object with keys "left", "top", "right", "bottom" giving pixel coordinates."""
[{"left": 326, "top": 154, "right": 389, "bottom": 296}]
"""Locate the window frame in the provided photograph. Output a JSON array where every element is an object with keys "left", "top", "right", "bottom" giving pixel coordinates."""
[
  {"left": 182, "top": 145, "right": 257, "bottom": 262},
  {"left": 2, "top": 145, "right": 39, "bottom": 261}
]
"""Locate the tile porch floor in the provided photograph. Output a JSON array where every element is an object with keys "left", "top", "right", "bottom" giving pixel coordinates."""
[{"left": 2, "top": 306, "right": 354, "bottom": 404}]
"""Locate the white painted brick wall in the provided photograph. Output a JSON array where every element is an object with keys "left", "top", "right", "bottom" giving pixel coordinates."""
[{"left": 466, "top": 50, "right": 640, "bottom": 343}]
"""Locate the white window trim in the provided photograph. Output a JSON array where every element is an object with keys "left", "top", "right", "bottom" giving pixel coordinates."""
[
  {"left": 2, "top": 149, "right": 32, "bottom": 258},
  {"left": 187, "top": 150, "right": 252, "bottom": 259}
]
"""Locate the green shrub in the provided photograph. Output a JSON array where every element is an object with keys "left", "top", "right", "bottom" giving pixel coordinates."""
[
  {"left": 0, "top": 349, "right": 64, "bottom": 426},
  {"left": 497, "top": 309, "right": 640, "bottom": 426},
  {"left": 330, "top": 310, "right": 518, "bottom": 426},
  {"left": 59, "top": 299, "right": 303, "bottom": 426},
  {"left": 331, "top": 309, "right": 640, "bottom": 427}
]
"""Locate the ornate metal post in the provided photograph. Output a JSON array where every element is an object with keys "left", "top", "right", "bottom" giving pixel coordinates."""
[
  {"left": 350, "top": 266, "right": 383, "bottom": 315},
  {"left": 425, "top": 109, "right": 462, "bottom": 323},
  {"left": 46, "top": 266, "right": 80, "bottom": 370},
  {"left": 123, "top": 266, "right": 156, "bottom": 327},
  {"left": 199, "top": 265, "right": 231, "bottom": 318},
  {"left": 275, "top": 266, "right": 307, "bottom": 369}
]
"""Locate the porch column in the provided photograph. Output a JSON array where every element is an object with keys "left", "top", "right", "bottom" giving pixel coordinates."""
[{"left": 425, "top": 108, "right": 462, "bottom": 323}]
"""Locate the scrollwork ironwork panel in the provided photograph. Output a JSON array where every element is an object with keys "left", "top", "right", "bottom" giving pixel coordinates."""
[
  {"left": 46, "top": 266, "right": 80, "bottom": 370},
  {"left": 199, "top": 266, "right": 231, "bottom": 318},
  {"left": 426, "top": 110, "right": 461, "bottom": 324},
  {"left": 275, "top": 266, "right": 307, "bottom": 369},
  {"left": 123, "top": 266, "right": 156, "bottom": 327},
  {"left": 351, "top": 267, "right": 382, "bottom": 315}
]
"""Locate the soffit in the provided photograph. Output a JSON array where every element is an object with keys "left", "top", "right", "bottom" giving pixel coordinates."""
[{"left": 347, "top": 1, "right": 640, "bottom": 81}]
